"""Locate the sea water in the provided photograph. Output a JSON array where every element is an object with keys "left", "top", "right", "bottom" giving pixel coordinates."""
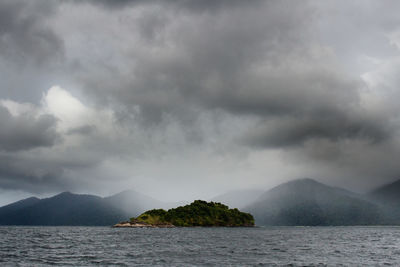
[{"left": 1, "top": 226, "right": 399, "bottom": 266}]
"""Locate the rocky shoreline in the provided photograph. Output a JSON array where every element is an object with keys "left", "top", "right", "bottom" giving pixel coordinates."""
[{"left": 113, "top": 221, "right": 175, "bottom": 228}]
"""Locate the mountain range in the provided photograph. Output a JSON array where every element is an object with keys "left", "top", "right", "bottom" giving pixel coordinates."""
[
  {"left": 1, "top": 178, "right": 400, "bottom": 226},
  {"left": 244, "top": 179, "right": 381, "bottom": 226},
  {"left": 0, "top": 190, "right": 173, "bottom": 226}
]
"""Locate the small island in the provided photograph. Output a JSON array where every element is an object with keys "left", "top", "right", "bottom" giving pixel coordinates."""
[{"left": 113, "top": 200, "right": 255, "bottom": 227}]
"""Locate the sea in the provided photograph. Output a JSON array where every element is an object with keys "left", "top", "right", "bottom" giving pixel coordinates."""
[{"left": 0, "top": 226, "right": 399, "bottom": 266}]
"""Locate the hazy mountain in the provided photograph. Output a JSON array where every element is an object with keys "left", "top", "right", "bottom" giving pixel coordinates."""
[
  {"left": 0, "top": 192, "right": 125, "bottom": 226},
  {"left": 211, "top": 189, "right": 264, "bottom": 209},
  {"left": 0, "top": 190, "right": 168, "bottom": 226},
  {"left": 245, "top": 178, "right": 382, "bottom": 226},
  {"left": 104, "top": 189, "right": 169, "bottom": 216},
  {"left": 3, "top": 179, "right": 400, "bottom": 226},
  {"left": 0, "top": 197, "right": 40, "bottom": 217},
  {"left": 367, "top": 179, "right": 400, "bottom": 224},
  {"left": 368, "top": 179, "right": 400, "bottom": 204}
]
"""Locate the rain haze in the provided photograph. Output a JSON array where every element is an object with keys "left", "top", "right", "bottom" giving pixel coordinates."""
[{"left": 1, "top": 0, "right": 400, "bottom": 205}]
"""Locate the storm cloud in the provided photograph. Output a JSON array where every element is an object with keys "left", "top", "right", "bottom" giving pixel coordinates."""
[
  {"left": 0, "top": 105, "right": 58, "bottom": 152},
  {"left": 0, "top": 0, "right": 62, "bottom": 66},
  {"left": 1, "top": 0, "right": 400, "bottom": 204}
]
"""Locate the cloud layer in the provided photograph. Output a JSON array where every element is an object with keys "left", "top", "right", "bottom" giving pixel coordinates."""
[{"left": 1, "top": 0, "right": 400, "bottom": 203}]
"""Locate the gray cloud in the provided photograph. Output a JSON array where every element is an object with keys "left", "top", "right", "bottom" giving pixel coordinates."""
[
  {"left": 0, "top": 0, "right": 64, "bottom": 104},
  {"left": 65, "top": 0, "right": 400, "bottom": 192},
  {"left": 0, "top": 106, "right": 59, "bottom": 152},
  {"left": 76, "top": 1, "right": 315, "bottom": 122},
  {"left": 1, "top": 0, "right": 400, "bottom": 200},
  {"left": 244, "top": 113, "right": 390, "bottom": 149},
  {"left": 0, "top": 0, "right": 63, "bottom": 66},
  {"left": 74, "top": 0, "right": 385, "bottom": 148},
  {"left": 0, "top": 154, "right": 65, "bottom": 193},
  {"left": 78, "top": 0, "right": 263, "bottom": 13}
]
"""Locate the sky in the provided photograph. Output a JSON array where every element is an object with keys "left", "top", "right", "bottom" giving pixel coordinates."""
[{"left": 1, "top": 0, "right": 400, "bottom": 205}]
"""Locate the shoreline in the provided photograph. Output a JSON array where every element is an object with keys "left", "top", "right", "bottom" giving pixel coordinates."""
[{"left": 112, "top": 221, "right": 175, "bottom": 228}]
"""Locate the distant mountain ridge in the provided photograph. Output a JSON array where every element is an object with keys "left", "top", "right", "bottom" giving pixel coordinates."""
[
  {"left": 210, "top": 189, "right": 264, "bottom": 209},
  {"left": 368, "top": 179, "right": 400, "bottom": 204},
  {"left": 0, "top": 190, "right": 167, "bottom": 226},
  {"left": 366, "top": 179, "right": 400, "bottom": 224},
  {"left": 0, "top": 197, "right": 40, "bottom": 217},
  {"left": 244, "top": 178, "right": 382, "bottom": 226},
  {"left": 3, "top": 178, "right": 400, "bottom": 226}
]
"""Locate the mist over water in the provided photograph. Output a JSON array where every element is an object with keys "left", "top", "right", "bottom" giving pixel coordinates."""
[{"left": 1, "top": 226, "right": 399, "bottom": 266}]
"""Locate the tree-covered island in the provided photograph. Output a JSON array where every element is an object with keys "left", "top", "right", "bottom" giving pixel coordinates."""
[{"left": 113, "top": 200, "right": 255, "bottom": 227}]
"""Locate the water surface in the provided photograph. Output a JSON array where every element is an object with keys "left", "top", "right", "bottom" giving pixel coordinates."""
[{"left": 1, "top": 226, "right": 399, "bottom": 266}]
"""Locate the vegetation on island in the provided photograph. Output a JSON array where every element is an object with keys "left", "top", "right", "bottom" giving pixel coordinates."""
[{"left": 130, "top": 200, "right": 255, "bottom": 227}]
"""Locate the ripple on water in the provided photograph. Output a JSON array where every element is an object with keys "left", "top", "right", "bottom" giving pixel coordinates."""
[{"left": 1, "top": 226, "right": 400, "bottom": 266}]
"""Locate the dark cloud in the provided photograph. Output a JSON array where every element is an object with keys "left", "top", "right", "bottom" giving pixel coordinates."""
[
  {"left": 0, "top": 0, "right": 64, "bottom": 105},
  {"left": 0, "top": 154, "right": 65, "bottom": 193},
  {"left": 1, "top": 0, "right": 400, "bottom": 200},
  {"left": 77, "top": 0, "right": 315, "bottom": 123},
  {"left": 244, "top": 113, "right": 389, "bottom": 149},
  {"left": 0, "top": 106, "right": 59, "bottom": 152},
  {"left": 62, "top": 0, "right": 400, "bottom": 190},
  {"left": 0, "top": 150, "right": 100, "bottom": 194},
  {"left": 0, "top": 0, "right": 63, "bottom": 66},
  {"left": 75, "top": 0, "right": 385, "bottom": 149},
  {"left": 0, "top": 138, "right": 107, "bottom": 194},
  {"left": 78, "top": 0, "right": 262, "bottom": 12}
]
